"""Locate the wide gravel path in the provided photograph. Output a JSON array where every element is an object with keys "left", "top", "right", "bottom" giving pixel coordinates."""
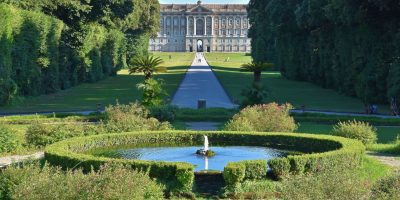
[{"left": 171, "top": 53, "right": 236, "bottom": 109}]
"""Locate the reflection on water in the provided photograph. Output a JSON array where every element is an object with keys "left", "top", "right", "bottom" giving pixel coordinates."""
[{"left": 90, "top": 146, "right": 284, "bottom": 172}]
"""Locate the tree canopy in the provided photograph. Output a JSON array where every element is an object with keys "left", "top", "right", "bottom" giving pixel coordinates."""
[
  {"left": 0, "top": 0, "right": 160, "bottom": 105},
  {"left": 248, "top": 0, "right": 400, "bottom": 107}
]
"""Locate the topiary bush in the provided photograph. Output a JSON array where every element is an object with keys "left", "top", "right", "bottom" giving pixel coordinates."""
[
  {"left": 371, "top": 173, "right": 400, "bottom": 200},
  {"left": 0, "top": 163, "right": 164, "bottom": 200},
  {"left": 0, "top": 124, "right": 20, "bottom": 153},
  {"left": 223, "top": 160, "right": 267, "bottom": 192},
  {"left": 268, "top": 158, "right": 291, "bottom": 179},
  {"left": 103, "top": 102, "right": 172, "bottom": 133},
  {"left": 223, "top": 162, "right": 246, "bottom": 191},
  {"left": 224, "top": 103, "right": 297, "bottom": 132},
  {"left": 332, "top": 120, "right": 377, "bottom": 145}
]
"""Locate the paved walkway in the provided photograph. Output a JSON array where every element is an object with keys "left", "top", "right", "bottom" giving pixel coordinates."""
[
  {"left": 171, "top": 53, "right": 236, "bottom": 109},
  {"left": 0, "top": 152, "right": 44, "bottom": 168},
  {"left": 367, "top": 152, "right": 400, "bottom": 169},
  {"left": 185, "top": 122, "right": 221, "bottom": 131},
  {"left": 291, "top": 109, "right": 400, "bottom": 119}
]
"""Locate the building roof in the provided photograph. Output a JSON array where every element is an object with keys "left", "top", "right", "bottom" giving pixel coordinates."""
[{"left": 160, "top": 3, "right": 247, "bottom": 13}]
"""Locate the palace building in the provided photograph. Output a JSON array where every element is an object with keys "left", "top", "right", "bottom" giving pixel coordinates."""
[{"left": 149, "top": 1, "right": 251, "bottom": 53}]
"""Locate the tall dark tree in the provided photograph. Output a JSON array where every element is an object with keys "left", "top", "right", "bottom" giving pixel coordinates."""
[{"left": 248, "top": 0, "right": 400, "bottom": 109}]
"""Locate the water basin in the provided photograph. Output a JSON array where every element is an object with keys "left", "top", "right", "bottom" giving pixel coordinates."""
[{"left": 89, "top": 146, "right": 284, "bottom": 172}]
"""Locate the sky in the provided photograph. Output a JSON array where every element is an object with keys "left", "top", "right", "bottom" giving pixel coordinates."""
[{"left": 159, "top": 0, "right": 249, "bottom": 4}]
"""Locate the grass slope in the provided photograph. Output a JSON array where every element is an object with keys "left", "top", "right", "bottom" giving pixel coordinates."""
[
  {"left": 206, "top": 53, "right": 391, "bottom": 114},
  {"left": 0, "top": 53, "right": 194, "bottom": 113}
]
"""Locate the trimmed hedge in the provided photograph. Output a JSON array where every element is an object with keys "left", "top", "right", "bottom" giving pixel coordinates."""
[
  {"left": 292, "top": 112, "right": 400, "bottom": 126},
  {"left": 44, "top": 131, "right": 365, "bottom": 192},
  {"left": 0, "top": 3, "right": 127, "bottom": 105},
  {"left": 223, "top": 160, "right": 267, "bottom": 189}
]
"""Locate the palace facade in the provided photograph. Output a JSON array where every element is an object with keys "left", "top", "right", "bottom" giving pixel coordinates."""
[{"left": 149, "top": 1, "right": 251, "bottom": 53}]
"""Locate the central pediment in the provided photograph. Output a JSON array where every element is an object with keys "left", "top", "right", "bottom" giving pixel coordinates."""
[{"left": 188, "top": 5, "right": 213, "bottom": 13}]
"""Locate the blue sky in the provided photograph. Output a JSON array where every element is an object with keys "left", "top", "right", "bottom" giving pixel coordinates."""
[{"left": 159, "top": 0, "right": 249, "bottom": 4}]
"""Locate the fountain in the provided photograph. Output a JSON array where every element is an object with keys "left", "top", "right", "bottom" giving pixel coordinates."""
[{"left": 196, "top": 136, "right": 215, "bottom": 157}]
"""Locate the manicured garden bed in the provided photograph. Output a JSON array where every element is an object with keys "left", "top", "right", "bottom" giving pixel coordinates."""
[{"left": 45, "top": 131, "right": 365, "bottom": 193}]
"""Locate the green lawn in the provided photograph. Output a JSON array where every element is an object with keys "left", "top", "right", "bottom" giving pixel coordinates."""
[
  {"left": 205, "top": 53, "right": 391, "bottom": 114},
  {"left": 0, "top": 52, "right": 194, "bottom": 113},
  {"left": 297, "top": 122, "right": 400, "bottom": 143}
]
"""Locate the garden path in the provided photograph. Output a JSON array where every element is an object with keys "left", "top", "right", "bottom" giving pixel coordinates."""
[
  {"left": 367, "top": 152, "right": 400, "bottom": 169},
  {"left": 171, "top": 53, "right": 236, "bottom": 109},
  {"left": 185, "top": 122, "right": 221, "bottom": 131},
  {"left": 0, "top": 152, "right": 44, "bottom": 168}
]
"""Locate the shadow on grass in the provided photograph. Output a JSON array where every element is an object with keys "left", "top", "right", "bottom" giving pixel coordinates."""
[
  {"left": 164, "top": 65, "right": 189, "bottom": 71},
  {"left": 210, "top": 65, "right": 243, "bottom": 73}
]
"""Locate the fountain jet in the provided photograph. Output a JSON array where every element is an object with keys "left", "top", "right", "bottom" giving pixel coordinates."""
[
  {"left": 204, "top": 135, "right": 209, "bottom": 151},
  {"left": 196, "top": 135, "right": 215, "bottom": 157}
]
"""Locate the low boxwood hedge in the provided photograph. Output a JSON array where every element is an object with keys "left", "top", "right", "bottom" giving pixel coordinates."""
[
  {"left": 292, "top": 112, "right": 400, "bottom": 126},
  {"left": 44, "top": 131, "right": 365, "bottom": 192},
  {"left": 223, "top": 160, "right": 267, "bottom": 190}
]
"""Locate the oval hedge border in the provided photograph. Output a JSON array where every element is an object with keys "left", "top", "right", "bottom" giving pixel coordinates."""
[{"left": 44, "top": 131, "right": 365, "bottom": 192}]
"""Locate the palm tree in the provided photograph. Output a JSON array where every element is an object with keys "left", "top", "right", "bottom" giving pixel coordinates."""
[
  {"left": 129, "top": 55, "right": 167, "bottom": 80},
  {"left": 241, "top": 61, "right": 273, "bottom": 83}
]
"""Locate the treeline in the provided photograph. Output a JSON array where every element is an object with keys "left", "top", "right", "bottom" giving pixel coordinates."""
[
  {"left": 0, "top": 0, "right": 160, "bottom": 106},
  {"left": 248, "top": 0, "right": 400, "bottom": 108}
]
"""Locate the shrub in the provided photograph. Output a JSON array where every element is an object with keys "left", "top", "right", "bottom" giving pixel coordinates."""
[
  {"left": 332, "top": 120, "right": 377, "bottom": 145},
  {"left": 278, "top": 169, "right": 370, "bottom": 200},
  {"left": 371, "top": 173, "right": 400, "bottom": 200},
  {"left": 102, "top": 102, "right": 172, "bottom": 133},
  {"left": 136, "top": 78, "right": 167, "bottom": 107},
  {"left": 149, "top": 105, "right": 177, "bottom": 122},
  {"left": 223, "top": 162, "right": 246, "bottom": 191},
  {"left": 223, "top": 160, "right": 267, "bottom": 192},
  {"left": 0, "top": 163, "right": 164, "bottom": 200},
  {"left": 268, "top": 158, "right": 291, "bottom": 179},
  {"left": 0, "top": 124, "right": 20, "bottom": 153},
  {"left": 26, "top": 123, "right": 100, "bottom": 147},
  {"left": 224, "top": 103, "right": 297, "bottom": 132},
  {"left": 242, "top": 160, "right": 267, "bottom": 180},
  {"left": 241, "top": 83, "right": 268, "bottom": 108}
]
